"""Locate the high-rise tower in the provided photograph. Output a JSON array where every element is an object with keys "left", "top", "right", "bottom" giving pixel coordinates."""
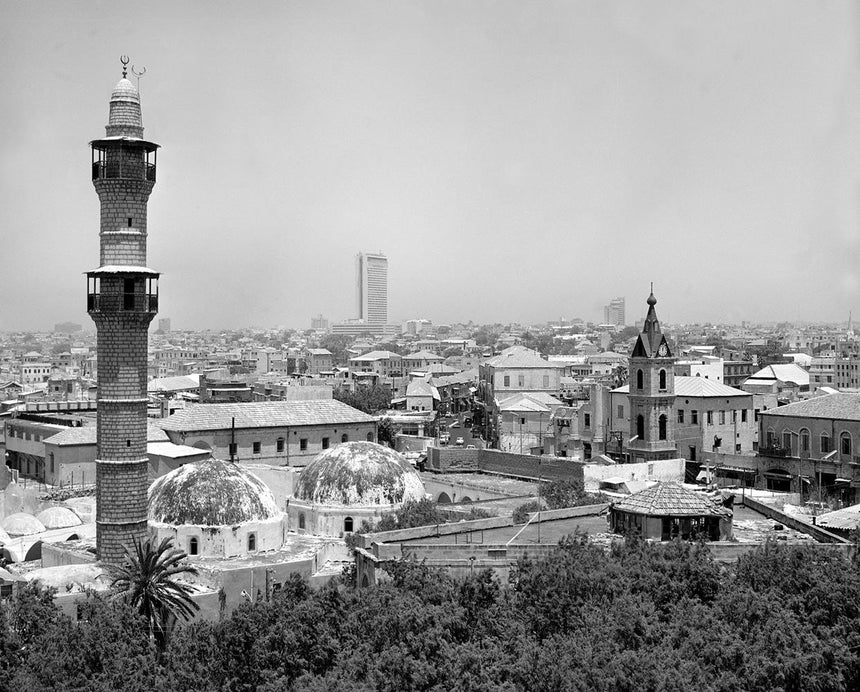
[
  {"left": 626, "top": 289, "right": 677, "bottom": 463},
  {"left": 355, "top": 252, "right": 388, "bottom": 325},
  {"left": 86, "top": 59, "right": 160, "bottom": 564}
]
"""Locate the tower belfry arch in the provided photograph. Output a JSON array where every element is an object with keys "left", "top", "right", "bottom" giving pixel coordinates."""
[{"left": 87, "top": 57, "right": 161, "bottom": 564}]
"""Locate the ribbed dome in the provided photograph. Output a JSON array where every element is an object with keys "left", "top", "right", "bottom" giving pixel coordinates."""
[
  {"left": 36, "top": 506, "right": 83, "bottom": 529},
  {"left": 2, "top": 513, "right": 46, "bottom": 537},
  {"left": 111, "top": 77, "right": 140, "bottom": 103},
  {"left": 148, "top": 457, "right": 281, "bottom": 526},
  {"left": 295, "top": 442, "right": 425, "bottom": 506}
]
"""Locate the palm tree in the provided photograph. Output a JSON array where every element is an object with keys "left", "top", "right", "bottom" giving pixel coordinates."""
[{"left": 107, "top": 536, "right": 200, "bottom": 649}]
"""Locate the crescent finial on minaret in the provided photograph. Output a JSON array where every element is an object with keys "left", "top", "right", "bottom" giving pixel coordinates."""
[{"left": 120, "top": 55, "right": 130, "bottom": 78}]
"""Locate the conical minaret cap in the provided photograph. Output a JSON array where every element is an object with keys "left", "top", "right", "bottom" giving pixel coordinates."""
[{"left": 106, "top": 74, "right": 143, "bottom": 138}]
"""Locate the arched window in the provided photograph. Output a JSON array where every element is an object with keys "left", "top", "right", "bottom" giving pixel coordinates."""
[
  {"left": 636, "top": 369, "right": 644, "bottom": 390},
  {"left": 189, "top": 537, "right": 198, "bottom": 556},
  {"left": 800, "top": 428, "right": 810, "bottom": 453},
  {"left": 658, "top": 415, "right": 667, "bottom": 441},
  {"left": 341, "top": 434, "right": 349, "bottom": 443},
  {"left": 366, "top": 432, "right": 374, "bottom": 442},
  {"left": 821, "top": 432, "right": 831, "bottom": 454},
  {"left": 659, "top": 370, "right": 667, "bottom": 390},
  {"left": 298, "top": 513, "right": 306, "bottom": 530},
  {"left": 841, "top": 432, "right": 852, "bottom": 456},
  {"left": 636, "top": 415, "right": 645, "bottom": 440},
  {"left": 344, "top": 517, "right": 354, "bottom": 533},
  {"left": 248, "top": 533, "right": 256, "bottom": 552}
]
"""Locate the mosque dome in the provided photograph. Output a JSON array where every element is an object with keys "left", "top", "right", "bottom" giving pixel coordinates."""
[
  {"left": 148, "top": 457, "right": 281, "bottom": 526},
  {"left": 36, "top": 506, "right": 83, "bottom": 530},
  {"left": 295, "top": 442, "right": 425, "bottom": 507},
  {"left": 2, "top": 512, "right": 46, "bottom": 537},
  {"left": 111, "top": 77, "right": 140, "bottom": 103}
]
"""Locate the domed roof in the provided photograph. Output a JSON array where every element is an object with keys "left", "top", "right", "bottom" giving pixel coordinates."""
[
  {"left": 149, "top": 457, "right": 281, "bottom": 526},
  {"left": 2, "top": 512, "right": 46, "bottom": 537},
  {"left": 36, "top": 506, "right": 83, "bottom": 529},
  {"left": 111, "top": 77, "right": 140, "bottom": 103},
  {"left": 295, "top": 442, "right": 425, "bottom": 507}
]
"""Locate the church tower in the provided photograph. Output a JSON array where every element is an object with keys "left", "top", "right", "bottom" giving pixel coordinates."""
[
  {"left": 626, "top": 289, "right": 677, "bottom": 462},
  {"left": 86, "top": 58, "right": 160, "bottom": 564}
]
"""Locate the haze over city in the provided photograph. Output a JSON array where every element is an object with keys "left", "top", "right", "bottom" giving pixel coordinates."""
[{"left": 1, "top": 0, "right": 859, "bottom": 331}]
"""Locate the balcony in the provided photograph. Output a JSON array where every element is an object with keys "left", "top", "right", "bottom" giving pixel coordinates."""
[
  {"left": 92, "top": 160, "right": 156, "bottom": 182},
  {"left": 759, "top": 445, "right": 790, "bottom": 458},
  {"left": 87, "top": 293, "right": 158, "bottom": 314}
]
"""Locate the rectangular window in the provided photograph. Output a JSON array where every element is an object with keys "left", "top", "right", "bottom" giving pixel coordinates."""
[
  {"left": 276, "top": 439, "right": 284, "bottom": 453},
  {"left": 518, "top": 375, "right": 525, "bottom": 387},
  {"left": 542, "top": 375, "right": 549, "bottom": 388},
  {"left": 300, "top": 438, "right": 308, "bottom": 451},
  {"left": 520, "top": 417, "right": 526, "bottom": 426},
  {"left": 253, "top": 441, "right": 261, "bottom": 454},
  {"left": 617, "top": 405, "right": 624, "bottom": 418},
  {"left": 677, "top": 409, "right": 684, "bottom": 424},
  {"left": 741, "top": 409, "right": 748, "bottom": 423},
  {"left": 691, "top": 410, "right": 698, "bottom": 424},
  {"left": 706, "top": 411, "right": 713, "bottom": 425},
  {"left": 754, "top": 409, "right": 760, "bottom": 422},
  {"left": 731, "top": 410, "right": 736, "bottom": 423},
  {"left": 735, "top": 443, "right": 741, "bottom": 453},
  {"left": 503, "top": 375, "right": 510, "bottom": 387},
  {"left": 719, "top": 410, "right": 725, "bottom": 425},
  {"left": 228, "top": 442, "right": 237, "bottom": 457},
  {"left": 584, "top": 413, "right": 591, "bottom": 428},
  {"left": 322, "top": 437, "right": 330, "bottom": 450}
]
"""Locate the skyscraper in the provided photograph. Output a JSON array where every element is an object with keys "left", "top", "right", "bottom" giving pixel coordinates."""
[
  {"left": 355, "top": 252, "right": 388, "bottom": 325},
  {"left": 86, "top": 59, "right": 160, "bottom": 564},
  {"left": 604, "top": 297, "right": 626, "bottom": 327}
]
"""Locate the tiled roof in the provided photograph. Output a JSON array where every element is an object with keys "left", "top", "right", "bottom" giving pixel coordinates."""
[
  {"left": 349, "top": 350, "right": 400, "bottom": 362},
  {"left": 612, "top": 482, "right": 730, "bottom": 517},
  {"left": 147, "top": 374, "right": 200, "bottom": 392},
  {"left": 485, "top": 346, "right": 557, "bottom": 369},
  {"left": 759, "top": 392, "right": 860, "bottom": 421},
  {"left": 404, "top": 350, "right": 443, "bottom": 360},
  {"left": 157, "top": 400, "right": 376, "bottom": 432},
  {"left": 816, "top": 503, "right": 860, "bottom": 531},
  {"left": 306, "top": 348, "right": 332, "bottom": 356},
  {"left": 45, "top": 422, "right": 169, "bottom": 446},
  {"left": 613, "top": 376, "right": 750, "bottom": 398},
  {"left": 748, "top": 364, "right": 809, "bottom": 386}
]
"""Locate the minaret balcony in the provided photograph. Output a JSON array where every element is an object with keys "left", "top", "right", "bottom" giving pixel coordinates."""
[
  {"left": 86, "top": 271, "right": 159, "bottom": 315},
  {"left": 92, "top": 160, "right": 156, "bottom": 182},
  {"left": 90, "top": 137, "right": 159, "bottom": 183}
]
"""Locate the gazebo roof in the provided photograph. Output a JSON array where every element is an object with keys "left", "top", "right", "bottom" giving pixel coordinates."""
[{"left": 611, "top": 482, "right": 730, "bottom": 518}]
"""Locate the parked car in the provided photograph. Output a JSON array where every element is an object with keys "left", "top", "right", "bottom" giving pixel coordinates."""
[
  {"left": 466, "top": 444, "right": 477, "bottom": 449},
  {"left": 440, "top": 431, "right": 450, "bottom": 444},
  {"left": 455, "top": 437, "right": 465, "bottom": 446}
]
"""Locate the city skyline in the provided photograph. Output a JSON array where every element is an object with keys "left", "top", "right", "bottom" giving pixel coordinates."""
[{"left": 1, "top": 1, "right": 859, "bottom": 331}]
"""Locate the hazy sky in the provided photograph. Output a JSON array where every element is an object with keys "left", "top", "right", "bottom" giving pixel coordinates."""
[{"left": 2, "top": 1, "right": 859, "bottom": 331}]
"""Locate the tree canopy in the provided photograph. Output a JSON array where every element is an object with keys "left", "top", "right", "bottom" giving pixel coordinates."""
[{"left": 3, "top": 538, "right": 859, "bottom": 691}]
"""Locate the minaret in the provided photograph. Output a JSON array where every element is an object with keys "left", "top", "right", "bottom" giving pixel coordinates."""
[
  {"left": 626, "top": 287, "right": 677, "bottom": 462},
  {"left": 86, "top": 58, "right": 160, "bottom": 564}
]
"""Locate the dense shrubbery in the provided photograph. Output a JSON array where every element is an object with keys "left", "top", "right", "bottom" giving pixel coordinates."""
[
  {"left": 3, "top": 538, "right": 860, "bottom": 691},
  {"left": 513, "top": 480, "right": 602, "bottom": 524}
]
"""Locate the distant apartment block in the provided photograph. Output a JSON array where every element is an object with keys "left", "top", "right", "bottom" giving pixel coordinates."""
[
  {"left": 310, "top": 314, "right": 329, "bottom": 330},
  {"left": 157, "top": 318, "right": 171, "bottom": 333},
  {"left": 603, "top": 297, "right": 625, "bottom": 327}
]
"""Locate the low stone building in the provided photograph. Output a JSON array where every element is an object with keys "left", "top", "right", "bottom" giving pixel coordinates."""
[
  {"left": 609, "top": 482, "right": 733, "bottom": 541},
  {"left": 157, "top": 400, "right": 377, "bottom": 466}
]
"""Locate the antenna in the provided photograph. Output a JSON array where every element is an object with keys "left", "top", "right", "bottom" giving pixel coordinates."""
[{"left": 131, "top": 64, "right": 147, "bottom": 93}]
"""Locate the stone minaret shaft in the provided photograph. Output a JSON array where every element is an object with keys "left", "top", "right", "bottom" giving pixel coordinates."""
[{"left": 87, "top": 66, "right": 160, "bottom": 564}]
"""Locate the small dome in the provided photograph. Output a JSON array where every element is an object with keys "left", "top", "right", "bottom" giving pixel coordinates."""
[
  {"left": 36, "top": 506, "right": 83, "bottom": 530},
  {"left": 295, "top": 442, "right": 425, "bottom": 506},
  {"left": 2, "top": 512, "right": 46, "bottom": 537},
  {"left": 111, "top": 77, "right": 140, "bottom": 103},
  {"left": 149, "top": 457, "right": 281, "bottom": 526}
]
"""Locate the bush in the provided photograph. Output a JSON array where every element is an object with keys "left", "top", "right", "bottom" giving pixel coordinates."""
[{"left": 513, "top": 500, "right": 546, "bottom": 524}]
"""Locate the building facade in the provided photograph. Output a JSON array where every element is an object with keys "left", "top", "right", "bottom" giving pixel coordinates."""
[{"left": 603, "top": 297, "right": 626, "bottom": 327}]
